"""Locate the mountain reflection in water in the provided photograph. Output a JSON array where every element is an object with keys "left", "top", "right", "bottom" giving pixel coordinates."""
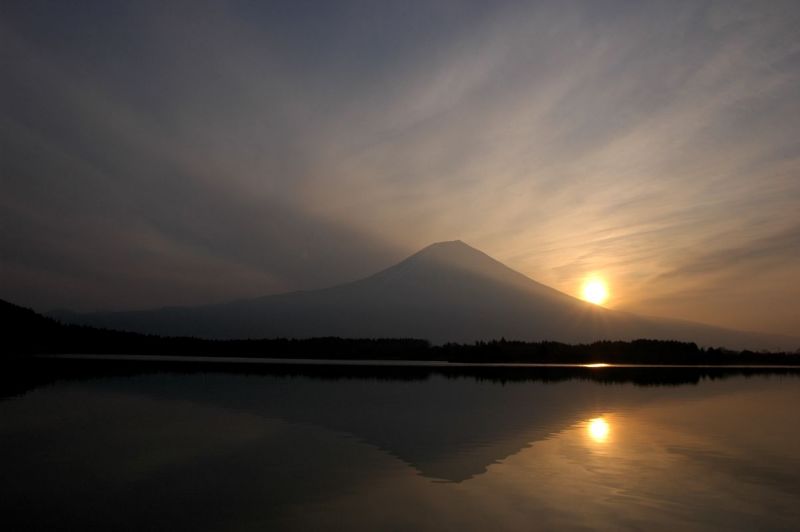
[{"left": 1, "top": 361, "right": 798, "bottom": 530}]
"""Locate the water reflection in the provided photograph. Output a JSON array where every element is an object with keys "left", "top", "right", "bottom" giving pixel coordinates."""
[
  {"left": 4, "top": 357, "right": 800, "bottom": 401},
  {"left": 587, "top": 417, "right": 611, "bottom": 443},
  {"left": 1, "top": 364, "right": 799, "bottom": 530}
]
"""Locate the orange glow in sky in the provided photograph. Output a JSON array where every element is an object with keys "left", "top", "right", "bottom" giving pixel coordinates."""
[{"left": 582, "top": 278, "right": 609, "bottom": 305}]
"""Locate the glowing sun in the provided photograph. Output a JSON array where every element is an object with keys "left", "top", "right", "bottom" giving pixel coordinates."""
[{"left": 582, "top": 278, "right": 609, "bottom": 305}]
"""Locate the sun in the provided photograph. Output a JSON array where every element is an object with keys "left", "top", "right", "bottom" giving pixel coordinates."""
[{"left": 582, "top": 278, "right": 609, "bottom": 305}]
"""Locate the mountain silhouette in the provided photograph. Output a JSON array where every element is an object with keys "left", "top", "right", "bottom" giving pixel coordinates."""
[{"left": 53, "top": 240, "right": 795, "bottom": 350}]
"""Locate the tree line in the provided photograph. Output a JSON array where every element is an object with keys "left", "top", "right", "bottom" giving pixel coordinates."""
[{"left": 4, "top": 299, "right": 798, "bottom": 365}]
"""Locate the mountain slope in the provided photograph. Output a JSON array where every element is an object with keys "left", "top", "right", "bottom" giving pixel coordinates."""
[{"left": 53, "top": 240, "right": 797, "bottom": 350}]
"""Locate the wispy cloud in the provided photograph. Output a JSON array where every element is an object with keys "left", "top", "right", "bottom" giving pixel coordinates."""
[{"left": 1, "top": 1, "right": 799, "bottom": 334}]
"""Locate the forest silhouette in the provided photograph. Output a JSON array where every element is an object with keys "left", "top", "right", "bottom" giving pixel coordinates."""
[{"left": 4, "top": 299, "right": 798, "bottom": 366}]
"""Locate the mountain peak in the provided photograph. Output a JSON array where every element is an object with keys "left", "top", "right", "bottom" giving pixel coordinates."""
[
  {"left": 414, "top": 240, "right": 482, "bottom": 259},
  {"left": 431, "top": 239, "right": 467, "bottom": 246},
  {"left": 420, "top": 239, "right": 470, "bottom": 251},
  {"left": 403, "top": 240, "right": 500, "bottom": 270},
  {"left": 379, "top": 239, "right": 544, "bottom": 292}
]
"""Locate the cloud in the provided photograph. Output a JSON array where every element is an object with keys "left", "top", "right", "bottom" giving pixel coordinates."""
[
  {"left": 656, "top": 223, "right": 800, "bottom": 282},
  {"left": 1, "top": 1, "right": 799, "bottom": 334}
]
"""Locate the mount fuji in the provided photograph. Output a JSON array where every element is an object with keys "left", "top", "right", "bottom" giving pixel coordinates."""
[{"left": 52, "top": 240, "right": 796, "bottom": 350}]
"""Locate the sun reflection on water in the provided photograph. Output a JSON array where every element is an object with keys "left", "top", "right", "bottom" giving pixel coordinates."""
[{"left": 587, "top": 417, "right": 610, "bottom": 443}]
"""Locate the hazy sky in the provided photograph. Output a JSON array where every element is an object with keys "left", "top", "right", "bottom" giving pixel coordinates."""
[{"left": 2, "top": 1, "right": 799, "bottom": 336}]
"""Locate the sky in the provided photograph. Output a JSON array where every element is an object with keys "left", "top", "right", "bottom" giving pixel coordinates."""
[{"left": 2, "top": 0, "right": 799, "bottom": 336}]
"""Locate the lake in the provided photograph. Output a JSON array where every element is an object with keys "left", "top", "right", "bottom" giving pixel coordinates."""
[{"left": 2, "top": 359, "right": 799, "bottom": 531}]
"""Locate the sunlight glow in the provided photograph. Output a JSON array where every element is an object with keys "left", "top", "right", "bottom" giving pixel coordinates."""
[
  {"left": 582, "top": 278, "right": 609, "bottom": 305},
  {"left": 587, "top": 417, "right": 610, "bottom": 443},
  {"left": 583, "top": 363, "right": 610, "bottom": 368}
]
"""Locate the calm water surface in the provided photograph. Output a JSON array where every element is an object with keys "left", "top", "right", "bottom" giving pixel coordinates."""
[{"left": 1, "top": 364, "right": 799, "bottom": 531}]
